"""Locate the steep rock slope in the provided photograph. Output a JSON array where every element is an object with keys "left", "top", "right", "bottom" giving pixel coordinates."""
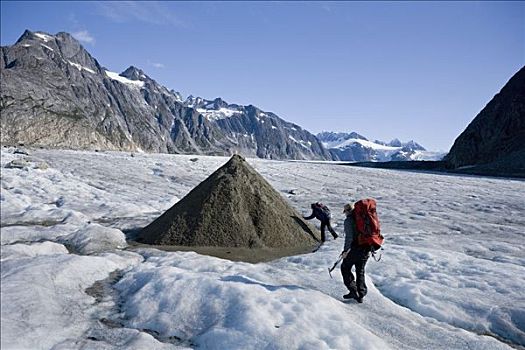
[
  {"left": 0, "top": 30, "right": 224, "bottom": 154},
  {"left": 444, "top": 66, "right": 525, "bottom": 175},
  {"left": 187, "top": 97, "right": 331, "bottom": 159}
]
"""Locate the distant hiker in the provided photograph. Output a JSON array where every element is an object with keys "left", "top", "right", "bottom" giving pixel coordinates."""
[
  {"left": 340, "top": 200, "right": 383, "bottom": 303},
  {"left": 303, "top": 202, "right": 338, "bottom": 242}
]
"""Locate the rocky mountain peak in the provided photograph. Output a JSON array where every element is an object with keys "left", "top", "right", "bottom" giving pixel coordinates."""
[
  {"left": 317, "top": 131, "right": 367, "bottom": 142},
  {"left": 183, "top": 96, "right": 230, "bottom": 110},
  {"left": 185, "top": 95, "right": 205, "bottom": 108},
  {"left": 121, "top": 66, "right": 147, "bottom": 81},
  {"left": 403, "top": 140, "right": 426, "bottom": 151},
  {"left": 389, "top": 138, "right": 402, "bottom": 147},
  {"left": 15, "top": 30, "right": 57, "bottom": 46},
  {"left": 212, "top": 97, "right": 229, "bottom": 109},
  {"left": 6, "top": 29, "right": 99, "bottom": 72},
  {"left": 15, "top": 29, "right": 36, "bottom": 44}
]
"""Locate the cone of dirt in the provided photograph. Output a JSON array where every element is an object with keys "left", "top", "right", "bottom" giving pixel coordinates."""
[{"left": 138, "top": 154, "right": 320, "bottom": 248}]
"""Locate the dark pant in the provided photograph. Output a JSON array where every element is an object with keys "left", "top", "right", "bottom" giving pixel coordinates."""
[
  {"left": 341, "top": 247, "right": 369, "bottom": 298},
  {"left": 320, "top": 220, "right": 338, "bottom": 241}
]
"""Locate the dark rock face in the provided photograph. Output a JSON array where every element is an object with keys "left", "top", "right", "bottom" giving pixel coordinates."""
[
  {"left": 444, "top": 66, "right": 525, "bottom": 174},
  {"left": 204, "top": 103, "right": 331, "bottom": 160},
  {"left": 0, "top": 30, "right": 331, "bottom": 160},
  {"left": 183, "top": 97, "right": 332, "bottom": 160},
  {"left": 0, "top": 30, "right": 216, "bottom": 154},
  {"left": 138, "top": 154, "right": 320, "bottom": 248}
]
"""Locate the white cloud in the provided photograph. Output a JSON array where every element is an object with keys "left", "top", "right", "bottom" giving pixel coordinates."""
[
  {"left": 147, "top": 60, "right": 165, "bottom": 69},
  {"left": 68, "top": 13, "right": 80, "bottom": 27},
  {"left": 96, "top": 1, "right": 185, "bottom": 27},
  {"left": 72, "top": 30, "right": 95, "bottom": 45}
]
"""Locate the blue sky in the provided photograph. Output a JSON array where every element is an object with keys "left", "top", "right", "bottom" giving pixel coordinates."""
[{"left": 1, "top": 1, "right": 523, "bottom": 151}]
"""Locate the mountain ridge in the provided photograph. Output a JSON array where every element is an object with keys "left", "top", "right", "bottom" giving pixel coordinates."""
[
  {"left": 317, "top": 131, "right": 444, "bottom": 162},
  {"left": 1, "top": 29, "right": 454, "bottom": 163},
  {"left": 0, "top": 30, "right": 331, "bottom": 160}
]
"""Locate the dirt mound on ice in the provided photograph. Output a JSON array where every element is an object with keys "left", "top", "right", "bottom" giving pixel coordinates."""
[{"left": 138, "top": 155, "right": 320, "bottom": 248}]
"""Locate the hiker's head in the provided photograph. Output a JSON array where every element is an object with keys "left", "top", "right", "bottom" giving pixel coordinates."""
[
  {"left": 311, "top": 203, "right": 317, "bottom": 209},
  {"left": 343, "top": 203, "right": 354, "bottom": 215}
]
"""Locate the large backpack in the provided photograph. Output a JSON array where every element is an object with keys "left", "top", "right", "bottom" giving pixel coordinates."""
[
  {"left": 353, "top": 198, "right": 383, "bottom": 250},
  {"left": 316, "top": 202, "right": 332, "bottom": 220}
]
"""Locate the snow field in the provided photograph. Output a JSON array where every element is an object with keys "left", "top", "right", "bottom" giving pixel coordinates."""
[{"left": 1, "top": 148, "right": 523, "bottom": 349}]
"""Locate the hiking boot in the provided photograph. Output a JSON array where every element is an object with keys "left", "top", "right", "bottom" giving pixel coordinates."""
[
  {"left": 332, "top": 233, "right": 338, "bottom": 239},
  {"left": 355, "top": 296, "right": 363, "bottom": 303},
  {"left": 343, "top": 290, "right": 358, "bottom": 300}
]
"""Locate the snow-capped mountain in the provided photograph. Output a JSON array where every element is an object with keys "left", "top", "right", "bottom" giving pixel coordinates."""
[
  {"left": 373, "top": 138, "right": 425, "bottom": 150},
  {"left": 0, "top": 30, "right": 330, "bottom": 160},
  {"left": 316, "top": 131, "right": 368, "bottom": 144},
  {"left": 183, "top": 96, "right": 329, "bottom": 160},
  {"left": 317, "top": 132, "right": 445, "bottom": 161}
]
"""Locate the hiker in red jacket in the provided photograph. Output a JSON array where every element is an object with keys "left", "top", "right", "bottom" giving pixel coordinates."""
[
  {"left": 303, "top": 202, "right": 338, "bottom": 242},
  {"left": 340, "top": 202, "right": 370, "bottom": 303}
]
